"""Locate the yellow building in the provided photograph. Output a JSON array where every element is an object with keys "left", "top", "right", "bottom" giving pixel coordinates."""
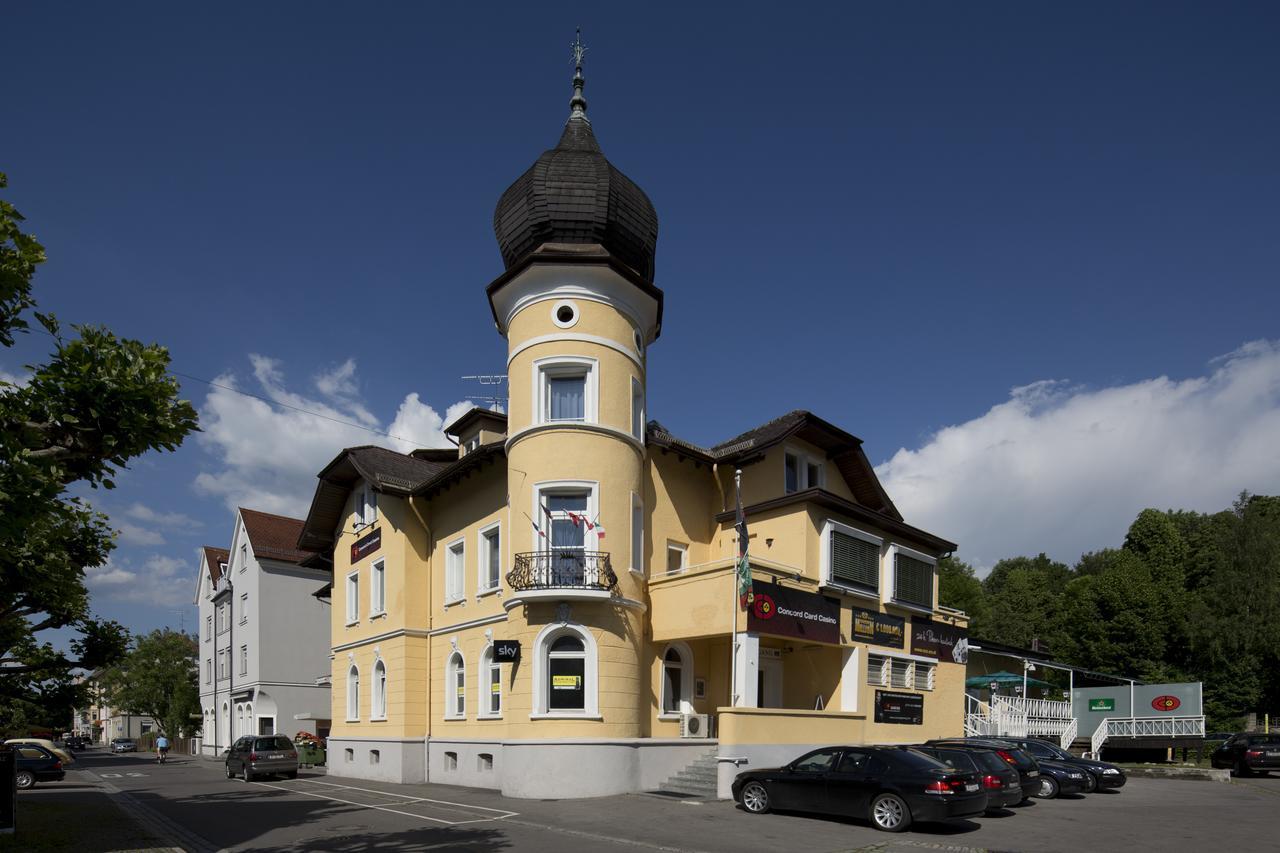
[{"left": 298, "top": 48, "right": 967, "bottom": 799}]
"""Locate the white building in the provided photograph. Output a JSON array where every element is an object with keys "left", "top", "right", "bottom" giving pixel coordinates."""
[{"left": 195, "top": 508, "right": 332, "bottom": 755}]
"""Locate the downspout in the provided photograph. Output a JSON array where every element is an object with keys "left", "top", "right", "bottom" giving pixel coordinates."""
[{"left": 409, "top": 495, "right": 434, "bottom": 755}]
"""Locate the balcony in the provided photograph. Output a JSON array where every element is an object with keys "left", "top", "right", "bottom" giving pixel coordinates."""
[{"left": 506, "top": 550, "right": 617, "bottom": 603}]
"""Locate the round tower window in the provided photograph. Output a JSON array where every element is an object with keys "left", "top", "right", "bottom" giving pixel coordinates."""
[{"left": 552, "top": 301, "right": 579, "bottom": 328}]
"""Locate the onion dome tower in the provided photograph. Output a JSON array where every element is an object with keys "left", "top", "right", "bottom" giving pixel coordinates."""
[{"left": 487, "top": 33, "right": 660, "bottom": 795}]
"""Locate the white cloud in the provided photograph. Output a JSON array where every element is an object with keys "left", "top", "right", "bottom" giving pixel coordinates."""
[
  {"left": 876, "top": 340, "right": 1280, "bottom": 571},
  {"left": 194, "top": 355, "right": 471, "bottom": 516},
  {"left": 112, "top": 503, "right": 204, "bottom": 545},
  {"left": 86, "top": 555, "right": 190, "bottom": 607},
  {"left": 0, "top": 366, "right": 29, "bottom": 390},
  {"left": 115, "top": 521, "right": 165, "bottom": 546},
  {"left": 124, "top": 503, "right": 203, "bottom": 529}
]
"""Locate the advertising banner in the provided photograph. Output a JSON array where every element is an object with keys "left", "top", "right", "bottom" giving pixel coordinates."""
[
  {"left": 746, "top": 580, "right": 840, "bottom": 645},
  {"left": 910, "top": 620, "right": 938, "bottom": 658},
  {"left": 910, "top": 619, "right": 970, "bottom": 663},
  {"left": 494, "top": 640, "right": 520, "bottom": 663},
  {"left": 874, "top": 690, "right": 924, "bottom": 725},
  {"left": 851, "top": 608, "right": 905, "bottom": 649},
  {"left": 350, "top": 528, "right": 382, "bottom": 563},
  {"left": 1089, "top": 698, "right": 1115, "bottom": 712}
]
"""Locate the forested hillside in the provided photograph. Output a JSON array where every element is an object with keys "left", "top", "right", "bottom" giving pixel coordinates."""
[{"left": 941, "top": 493, "right": 1280, "bottom": 728}]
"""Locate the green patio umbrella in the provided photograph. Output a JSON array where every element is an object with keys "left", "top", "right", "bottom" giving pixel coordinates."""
[{"left": 965, "top": 670, "right": 1054, "bottom": 690}]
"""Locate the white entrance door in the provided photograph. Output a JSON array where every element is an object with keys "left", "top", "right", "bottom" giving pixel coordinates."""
[{"left": 757, "top": 658, "right": 784, "bottom": 708}]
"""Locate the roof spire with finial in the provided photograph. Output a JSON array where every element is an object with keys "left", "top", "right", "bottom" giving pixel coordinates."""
[{"left": 568, "top": 27, "right": 589, "bottom": 123}]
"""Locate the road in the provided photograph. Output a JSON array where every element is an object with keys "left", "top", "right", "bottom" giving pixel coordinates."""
[{"left": 64, "top": 748, "right": 1280, "bottom": 852}]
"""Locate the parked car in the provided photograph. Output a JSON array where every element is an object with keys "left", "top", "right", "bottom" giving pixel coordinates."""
[
  {"left": 732, "top": 745, "right": 986, "bottom": 833},
  {"left": 1210, "top": 733, "right": 1280, "bottom": 776},
  {"left": 925, "top": 738, "right": 1040, "bottom": 802},
  {"left": 111, "top": 738, "right": 137, "bottom": 753},
  {"left": 998, "top": 737, "right": 1127, "bottom": 792},
  {"left": 912, "top": 745, "right": 1023, "bottom": 812},
  {"left": 10, "top": 744, "right": 66, "bottom": 789},
  {"left": 5, "top": 738, "right": 75, "bottom": 765},
  {"left": 225, "top": 734, "right": 299, "bottom": 782}
]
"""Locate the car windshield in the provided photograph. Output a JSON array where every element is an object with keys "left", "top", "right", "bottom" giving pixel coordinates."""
[
  {"left": 1030, "top": 741, "right": 1068, "bottom": 759},
  {"left": 968, "top": 750, "right": 1010, "bottom": 772},
  {"left": 891, "top": 748, "right": 951, "bottom": 771},
  {"left": 255, "top": 736, "right": 293, "bottom": 751},
  {"left": 1249, "top": 735, "right": 1280, "bottom": 746}
]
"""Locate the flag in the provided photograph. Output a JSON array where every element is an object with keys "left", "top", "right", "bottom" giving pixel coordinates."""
[
  {"left": 587, "top": 512, "right": 606, "bottom": 539},
  {"left": 735, "top": 472, "right": 752, "bottom": 609},
  {"left": 524, "top": 512, "right": 546, "bottom": 540},
  {"left": 567, "top": 511, "right": 583, "bottom": 527}
]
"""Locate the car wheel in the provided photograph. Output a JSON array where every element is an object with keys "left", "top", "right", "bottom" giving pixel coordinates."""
[
  {"left": 15, "top": 770, "right": 35, "bottom": 790},
  {"left": 1081, "top": 772, "right": 1097, "bottom": 793},
  {"left": 1036, "top": 776, "right": 1059, "bottom": 799},
  {"left": 243, "top": 765, "right": 254, "bottom": 783},
  {"left": 740, "top": 782, "right": 770, "bottom": 814},
  {"left": 225, "top": 763, "right": 234, "bottom": 779},
  {"left": 870, "top": 793, "right": 912, "bottom": 832},
  {"left": 286, "top": 770, "right": 299, "bottom": 780},
  {"left": 1235, "top": 760, "right": 1252, "bottom": 778}
]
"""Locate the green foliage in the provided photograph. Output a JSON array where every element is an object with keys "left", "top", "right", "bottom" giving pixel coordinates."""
[
  {"left": 0, "top": 174, "right": 198, "bottom": 715},
  {"left": 956, "top": 492, "right": 1280, "bottom": 729},
  {"left": 99, "top": 629, "right": 201, "bottom": 738}
]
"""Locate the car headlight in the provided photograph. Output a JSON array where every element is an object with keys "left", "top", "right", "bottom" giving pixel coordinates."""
[
  {"left": 1102, "top": 768, "right": 1120, "bottom": 775},
  {"left": 1069, "top": 772, "right": 1083, "bottom": 778}
]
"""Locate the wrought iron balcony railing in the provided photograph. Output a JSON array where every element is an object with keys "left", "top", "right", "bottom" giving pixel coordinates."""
[{"left": 508, "top": 550, "right": 617, "bottom": 593}]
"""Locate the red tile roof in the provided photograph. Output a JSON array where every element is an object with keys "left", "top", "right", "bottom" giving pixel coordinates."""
[
  {"left": 202, "top": 546, "right": 230, "bottom": 585},
  {"left": 239, "top": 508, "right": 309, "bottom": 565}
]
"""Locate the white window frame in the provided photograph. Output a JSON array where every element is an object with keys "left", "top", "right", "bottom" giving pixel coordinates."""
[
  {"left": 445, "top": 651, "right": 466, "bottom": 720},
  {"left": 239, "top": 592, "right": 248, "bottom": 624},
  {"left": 239, "top": 644, "right": 247, "bottom": 676},
  {"left": 819, "top": 519, "right": 883, "bottom": 597},
  {"left": 477, "top": 522, "right": 502, "bottom": 595},
  {"left": 205, "top": 658, "right": 211, "bottom": 685},
  {"left": 445, "top": 539, "right": 466, "bottom": 605},
  {"left": 534, "top": 355, "right": 598, "bottom": 425},
  {"left": 530, "top": 622, "right": 600, "bottom": 719},
  {"left": 370, "top": 559, "right": 386, "bottom": 616},
  {"left": 666, "top": 541, "right": 687, "bottom": 573},
  {"left": 887, "top": 544, "right": 937, "bottom": 612},
  {"left": 658, "top": 641, "right": 694, "bottom": 720},
  {"left": 205, "top": 615, "right": 212, "bottom": 641},
  {"left": 631, "top": 492, "right": 644, "bottom": 575},
  {"left": 346, "top": 570, "right": 359, "bottom": 624},
  {"left": 346, "top": 665, "right": 360, "bottom": 722},
  {"left": 784, "top": 446, "right": 825, "bottom": 494},
  {"left": 354, "top": 485, "right": 378, "bottom": 529},
  {"left": 371, "top": 659, "right": 387, "bottom": 720},
  {"left": 631, "top": 376, "right": 644, "bottom": 441},
  {"left": 479, "top": 646, "right": 502, "bottom": 719},
  {"left": 239, "top": 543, "right": 248, "bottom": 573},
  {"left": 866, "top": 651, "right": 935, "bottom": 691},
  {"left": 532, "top": 481, "right": 601, "bottom": 552}
]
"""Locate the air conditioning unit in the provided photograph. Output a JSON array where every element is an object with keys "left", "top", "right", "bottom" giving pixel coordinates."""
[{"left": 680, "top": 713, "right": 710, "bottom": 738}]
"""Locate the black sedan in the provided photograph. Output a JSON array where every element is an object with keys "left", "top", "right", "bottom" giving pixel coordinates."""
[
  {"left": 1210, "top": 733, "right": 1280, "bottom": 776},
  {"left": 732, "top": 745, "right": 986, "bottom": 833},
  {"left": 913, "top": 745, "right": 1023, "bottom": 811},
  {"left": 926, "top": 738, "right": 1041, "bottom": 801},
  {"left": 11, "top": 744, "right": 66, "bottom": 789},
  {"left": 1000, "top": 737, "right": 1127, "bottom": 792}
]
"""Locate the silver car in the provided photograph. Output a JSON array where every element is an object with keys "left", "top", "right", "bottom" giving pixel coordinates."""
[
  {"left": 225, "top": 734, "right": 299, "bottom": 781},
  {"left": 111, "top": 738, "right": 136, "bottom": 753}
]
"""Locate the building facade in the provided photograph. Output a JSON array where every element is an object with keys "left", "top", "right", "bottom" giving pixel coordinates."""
[
  {"left": 300, "top": 51, "right": 968, "bottom": 798},
  {"left": 195, "top": 508, "right": 332, "bottom": 756}
]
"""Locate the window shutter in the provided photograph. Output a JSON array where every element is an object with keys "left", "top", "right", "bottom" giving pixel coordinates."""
[
  {"left": 831, "top": 531, "right": 879, "bottom": 590},
  {"left": 894, "top": 553, "right": 934, "bottom": 608}
]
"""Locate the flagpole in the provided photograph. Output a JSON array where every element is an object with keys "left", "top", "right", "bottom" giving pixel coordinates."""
[{"left": 730, "top": 469, "right": 742, "bottom": 708}]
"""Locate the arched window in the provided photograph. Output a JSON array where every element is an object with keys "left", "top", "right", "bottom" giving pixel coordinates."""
[
  {"left": 659, "top": 642, "right": 694, "bottom": 716},
  {"left": 530, "top": 624, "right": 599, "bottom": 716},
  {"left": 480, "top": 646, "right": 501, "bottom": 718},
  {"left": 245, "top": 702, "right": 254, "bottom": 734},
  {"left": 372, "top": 659, "right": 387, "bottom": 720},
  {"left": 347, "top": 665, "right": 360, "bottom": 721},
  {"left": 446, "top": 652, "right": 466, "bottom": 719},
  {"left": 235, "top": 704, "right": 244, "bottom": 737}
]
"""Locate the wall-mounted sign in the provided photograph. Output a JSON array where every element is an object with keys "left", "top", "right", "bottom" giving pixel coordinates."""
[
  {"left": 1152, "top": 695, "right": 1181, "bottom": 712},
  {"left": 351, "top": 528, "right": 381, "bottom": 563},
  {"left": 910, "top": 618, "right": 969, "bottom": 662},
  {"left": 911, "top": 620, "right": 938, "bottom": 658},
  {"left": 494, "top": 640, "right": 520, "bottom": 663},
  {"left": 874, "top": 690, "right": 924, "bottom": 725},
  {"left": 851, "top": 608, "right": 905, "bottom": 649},
  {"left": 747, "top": 580, "right": 840, "bottom": 645},
  {"left": 1089, "top": 698, "right": 1115, "bottom": 712}
]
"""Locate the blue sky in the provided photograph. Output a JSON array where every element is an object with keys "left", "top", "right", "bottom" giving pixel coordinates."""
[{"left": 5, "top": 2, "right": 1279, "bottom": 637}]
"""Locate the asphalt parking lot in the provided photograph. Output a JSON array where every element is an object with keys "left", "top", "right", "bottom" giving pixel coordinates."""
[{"left": 54, "top": 749, "right": 1280, "bottom": 852}]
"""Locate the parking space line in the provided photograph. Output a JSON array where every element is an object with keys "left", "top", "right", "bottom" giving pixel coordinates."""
[{"left": 250, "top": 779, "right": 519, "bottom": 826}]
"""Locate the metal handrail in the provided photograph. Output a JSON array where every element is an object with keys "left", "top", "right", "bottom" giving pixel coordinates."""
[
  {"left": 1059, "top": 717, "right": 1078, "bottom": 750},
  {"left": 996, "top": 696, "right": 1073, "bottom": 720},
  {"left": 1090, "top": 715, "right": 1206, "bottom": 756},
  {"left": 507, "top": 550, "right": 617, "bottom": 592}
]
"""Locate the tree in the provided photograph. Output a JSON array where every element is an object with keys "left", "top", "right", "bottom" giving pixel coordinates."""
[
  {"left": 0, "top": 172, "right": 198, "bottom": 689},
  {"left": 100, "top": 630, "right": 201, "bottom": 738},
  {"left": 979, "top": 554, "right": 1070, "bottom": 651},
  {"left": 937, "top": 556, "right": 989, "bottom": 630}
]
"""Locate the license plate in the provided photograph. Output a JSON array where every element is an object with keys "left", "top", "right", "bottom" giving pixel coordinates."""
[
  {"left": 1267, "top": 751, "right": 1280, "bottom": 758},
  {"left": 269, "top": 754, "right": 284, "bottom": 759},
  {"left": 965, "top": 783, "right": 978, "bottom": 792},
  {"left": 1028, "top": 771, "right": 1039, "bottom": 777}
]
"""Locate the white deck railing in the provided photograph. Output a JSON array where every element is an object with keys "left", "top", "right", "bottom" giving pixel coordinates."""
[
  {"left": 1090, "top": 715, "right": 1206, "bottom": 756},
  {"left": 965, "top": 694, "right": 998, "bottom": 736},
  {"left": 1059, "top": 717, "right": 1078, "bottom": 750},
  {"left": 995, "top": 696, "right": 1073, "bottom": 720}
]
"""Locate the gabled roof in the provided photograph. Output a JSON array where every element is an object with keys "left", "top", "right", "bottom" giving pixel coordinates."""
[
  {"left": 411, "top": 442, "right": 505, "bottom": 500},
  {"left": 239, "top": 508, "right": 309, "bottom": 565},
  {"left": 201, "top": 546, "right": 230, "bottom": 585},
  {"left": 444, "top": 407, "right": 508, "bottom": 439},
  {"left": 297, "top": 445, "right": 453, "bottom": 554},
  {"left": 649, "top": 410, "right": 903, "bottom": 521}
]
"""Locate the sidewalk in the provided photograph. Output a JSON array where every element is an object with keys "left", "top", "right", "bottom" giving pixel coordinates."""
[{"left": 0, "top": 784, "right": 176, "bottom": 853}]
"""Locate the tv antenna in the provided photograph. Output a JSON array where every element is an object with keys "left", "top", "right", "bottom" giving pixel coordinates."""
[{"left": 461, "top": 375, "right": 508, "bottom": 411}]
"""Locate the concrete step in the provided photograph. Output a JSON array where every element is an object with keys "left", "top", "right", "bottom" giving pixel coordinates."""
[{"left": 659, "top": 780, "right": 716, "bottom": 798}]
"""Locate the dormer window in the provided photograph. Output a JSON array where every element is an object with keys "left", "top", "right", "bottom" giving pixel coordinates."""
[
  {"left": 355, "top": 486, "right": 377, "bottom": 529},
  {"left": 784, "top": 449, "right": 824, "bottom": 494}
]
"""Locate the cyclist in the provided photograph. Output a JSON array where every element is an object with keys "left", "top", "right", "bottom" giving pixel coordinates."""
[{"left": 156, "top": 734, "right": 169, "bottom": 764}]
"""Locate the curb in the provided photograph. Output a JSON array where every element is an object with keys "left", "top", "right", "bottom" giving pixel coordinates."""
[
  {"left": 93, "top": 772, "right": 223, "bottom": 853},
  {"left": 1123, "top": 766, "right": 1231, "bottom": 783}
]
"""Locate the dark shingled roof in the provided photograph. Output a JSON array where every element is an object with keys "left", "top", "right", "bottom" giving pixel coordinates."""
[
  {"left": 202, "top": 546, "right": 229, "bottom": 585},
  {"left": 493, "top": 112, "right": 659, "bottom": 284},
  {"left": 239, "top": 508, "right": 310, "bottom": 564}
]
